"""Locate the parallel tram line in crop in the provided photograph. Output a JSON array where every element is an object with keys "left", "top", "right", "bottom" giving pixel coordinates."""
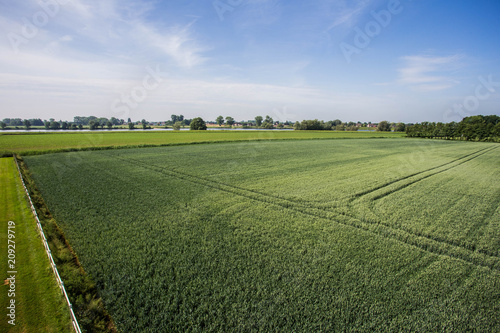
[
  {"left": 350, "top": 146, "right": 497, "bottom": 202},
  {"left": 113, "top": 152, "right": 500, "bottom": 271},
  {"left": 368, "top": 146, "right": 499, "bottom": 201},
  {"left": 469, "top": 189, "right": 500, "bottom": 243}
]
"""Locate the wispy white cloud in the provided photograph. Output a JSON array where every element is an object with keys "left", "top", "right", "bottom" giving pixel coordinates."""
[
  {"left": 397, "top": 54, "right": 464, "bottom": 91},
  {"left": 0, "top": 0, "right": 211, "bottom": 122},
  {"left": 325, "top": 0, "right": 373, "bottom": 31},
  {"left": 1, "top": 0, "right": 207, "bottom": 69},
  {"left": 132, "top": 22, "right": 207, "bottom": 69},
  {"left": 1, "top": 1, "right": 497, "bottom": 123}
]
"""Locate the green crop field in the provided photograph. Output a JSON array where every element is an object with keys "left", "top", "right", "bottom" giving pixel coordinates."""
[
  {"left": 0, "top": 130, "right": 404, "bottom": 156},
  {"left": 23, "top": 138, "right": 500, "bottom": 332}
]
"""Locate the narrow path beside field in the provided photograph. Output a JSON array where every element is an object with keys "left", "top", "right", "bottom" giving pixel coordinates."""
[{"left": 0, "top": 158, "right": 73, "bottom": 333}]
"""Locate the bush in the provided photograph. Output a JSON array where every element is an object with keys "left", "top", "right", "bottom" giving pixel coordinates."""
[
  {"left": 173, "top": 122, "right": 182, "bottom": 130},
  {"left": 377, "top": 121, "right": 391, "bottom": 132},
  {"left": 190, "top": 117, "right": 207, "bottom": 130}
]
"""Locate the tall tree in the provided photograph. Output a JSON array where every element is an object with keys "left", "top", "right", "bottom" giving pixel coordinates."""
[
  {"left": 216, "top": 115, "right": 224, "bottom": 126},
  {"left": 225, "top": 116, "right": 235, "bottom": 126},
  {"left": 377, "top": 121, "right": 391, "bottom": 132},
  {"left": 255, "top": 116, "right": 263, "bottom": 127},
  {"left": 89, "top": 120, "right": 99, "bottom": 130},
  {"left": 50, "top": 121, "right": 61, "bottom": 130},
  {"left": 262, "top": 115, "right": 274, "bottom": 129},
  {"left": 394, "top": 123, "right": 405, "bottom": 132},
  {"left": 190, "top": 117, "right": 207, "bottom": 130}
]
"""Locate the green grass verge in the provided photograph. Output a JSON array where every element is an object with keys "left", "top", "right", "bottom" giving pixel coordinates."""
[
  {"left": 0, "top": 130, "right": 405, "bottom": 156},
  {"left": 0, "top": 158, "right": 73, "bottom": 332}
]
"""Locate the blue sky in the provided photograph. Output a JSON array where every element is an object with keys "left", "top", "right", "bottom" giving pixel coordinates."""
[{"left": 1, "top": 0, "right": 499, "bottom": 123}]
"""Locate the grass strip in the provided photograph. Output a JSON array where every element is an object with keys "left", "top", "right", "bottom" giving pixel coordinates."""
[{"left": 0, "top": 157, "right": 73, "bottom": 332}]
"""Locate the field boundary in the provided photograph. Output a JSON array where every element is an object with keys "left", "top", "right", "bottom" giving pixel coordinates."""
[{"left": 13, "top": 156, "right": 82, "bottom": 333}]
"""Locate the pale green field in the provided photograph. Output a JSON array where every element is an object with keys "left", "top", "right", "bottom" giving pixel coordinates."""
[{"left": 0, "top": 130, "right": 404, "bottom": 156}]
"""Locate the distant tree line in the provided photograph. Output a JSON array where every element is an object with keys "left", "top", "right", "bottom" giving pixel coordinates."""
[
  {"left": 293, "top": 119, "right": 406, "bottom": 132},
  {"left": 294, "top": 119, "right": 344, "bottom": 130},
  {"left": 1, "top": 118, "right": 44, "bottom": 129},
  {"left": 406, "top": 115, "right": 500, "bottom": 142},
  {"left": 0, "top": 116, "right": 153, "bottom": 130},
  {"left": 213, "top": 115, "right": 281, "bottom": 129},
  {"left": 7, "top": 115, "right": 497, "bottom": 139},
  {"left": 73, "top": 116, "right": 125, "bottom": 126}
]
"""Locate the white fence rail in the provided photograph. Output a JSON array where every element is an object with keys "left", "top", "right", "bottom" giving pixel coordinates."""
[{"left": 14, "top": 156, "right": 83, "bottom": 333}]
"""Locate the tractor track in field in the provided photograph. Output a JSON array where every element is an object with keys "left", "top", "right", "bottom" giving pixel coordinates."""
[
  {"left": 282, "top": 145, "right": 497, "bottom": 208},
  {"left": 369, "top": 146, "right": 499, "bottom": 201},
  {"left": 115, "top": 153, "right": 500, "bottom": 271},
  {"left": 351, "top": 146, "right": 497, "bottom": 202}
]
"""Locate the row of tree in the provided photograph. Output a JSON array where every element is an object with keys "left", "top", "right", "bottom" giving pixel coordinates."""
[
  {"left": 73, "top": 116, "right": 126, "bottom": 126},
  {"left": 0, "top": 116, "right": 153, "bottom": 130},
  {"left": 2, "top": 118, "right": 45, "bottom": 126},
  {"left": 294, "top": 119, "right": 352, "bottom": 131},
  {"left": 214, "top": 115, "right": 279, "bottom": 128},
  {"left": 4, "top": 115, "right": 498, "bottom": 139},
  {"left": 293, "top": 120, "right": 406, "bottom": 132},
  {"left": 406, "top": 115, "right": 500, "bottom": 141},
  {"left": 2, "top": 115, "right": 403, "bottom": 132}
]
